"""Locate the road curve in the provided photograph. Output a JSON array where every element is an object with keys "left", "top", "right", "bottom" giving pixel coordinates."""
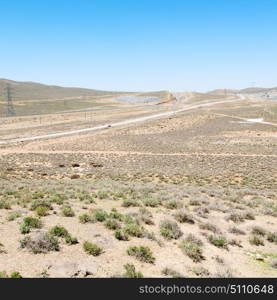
[{"left": 0, "top": 96, "right": 245, "bottom": 145}]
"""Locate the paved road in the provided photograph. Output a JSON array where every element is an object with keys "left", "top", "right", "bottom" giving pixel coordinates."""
[{"left": 0, "top": 96, "right": 245, "bottom": 145}]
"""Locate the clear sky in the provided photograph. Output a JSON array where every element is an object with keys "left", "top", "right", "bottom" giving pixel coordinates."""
[{"left": 1, "top": 0, "right": 277, "bottom": 92}]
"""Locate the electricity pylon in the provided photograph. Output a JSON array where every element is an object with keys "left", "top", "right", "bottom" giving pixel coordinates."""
[{"left": 5, "top": 83, "right": 15, "bottom": 117}]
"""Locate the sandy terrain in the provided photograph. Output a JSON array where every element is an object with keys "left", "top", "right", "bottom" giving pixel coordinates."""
[{"left": 0, "top": 94, "right": 276, "bottom": 278}]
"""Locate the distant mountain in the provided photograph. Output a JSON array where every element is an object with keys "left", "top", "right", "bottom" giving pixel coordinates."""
[
  {"left": 208, "top": 89, "right": 239, "bottom": 95},
  {"left": 0, "top": 79, "right": 122, "bottom": 101},
  {"left": 239, "top": 87, "right": 277, "bottom": 94},
  {"left": 209, "top": 87, "right": 277, "bottom": 95}
]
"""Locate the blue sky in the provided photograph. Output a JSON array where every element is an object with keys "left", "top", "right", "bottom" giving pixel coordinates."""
[{"left": 1, "top": 0, "right": 276, "bottom": 92}]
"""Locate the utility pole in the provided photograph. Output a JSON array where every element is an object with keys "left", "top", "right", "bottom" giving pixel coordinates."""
[{"left": 5, "top": 83, "right": 15, "bottom": 117}]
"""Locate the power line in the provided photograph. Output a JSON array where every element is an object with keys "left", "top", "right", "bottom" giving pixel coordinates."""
[{"left": 4, "top": 83, "right": 15, "bottom": 117}]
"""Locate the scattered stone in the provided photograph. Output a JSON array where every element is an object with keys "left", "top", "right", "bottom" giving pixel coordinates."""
[
  {"left": 70, "top": 174, "right": 80, "bottom": 179},
  {"left": 72, "top": 163, "right": 80, "bottom": 168},
  {"left": 49, "top": 260, "right": 99, "bottom": 277},
  {"left": 90, "top": 162, "right": 103, "bottom": 168},
  {"left": 255, "top": 254, "right": 265, "bottom": 262}
]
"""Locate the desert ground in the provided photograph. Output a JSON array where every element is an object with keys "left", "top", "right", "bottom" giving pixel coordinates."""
[{"left": 0, "top": 93, "right": 276, "bottom": 278}]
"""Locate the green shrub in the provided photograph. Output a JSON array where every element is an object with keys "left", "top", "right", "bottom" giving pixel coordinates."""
[
  {"left": 138, "top": 207, "right": 154, "bottom": 225},
  {"left": 36, "top": 206, "right": 49, "bottom": 217},
  {"left": 109, "top": 208, "right": 124, "bottom": 221},
  {"left": 10, "top": 272, "right": 22, "bottom": 278},
  {"left": 122, "top": 199, "right": 141, "bottom": 207},
  {"left": 160, "top": 220, "right": 183, "bottom": 240},
  {"left": 199, "top": 222, "right": 219, "bottom": 233},
  {"left": 143, "top": 198, "right": 160, "bottom": 207},
  {"left": 0, "top": 200, "right": 11, "bottom": 210},
  {"left": 164, "top": 200, "right": 183, "bottom": 210},
  {"left": 249, "top": 235, "right": 264, "bottom": 246},
  {"left": 93, "top": 209, "right": 108, "bottom": 222},
  {"left": 123, "top": 264, "right": 143, "bottom": 278},
  {"left": 20, "top": 223, "right": 31, "bottom": 234},
  {"left": 65, "top": 235, "right": 78, "bottom": 245},
  {"left": 49, "top": 226, "right": 69, "bottom": 237},
  {"left": 123, "top": 215, "right": 138, "bottom": 225},
  {"left": 79, "top": 213, "right": 94, "bottom": 223},
  {"left": 127, "top": 246, "right": 155, "bottom": 263},
  {"left": 30, "top": 199, "right": 52, "bottom": 211},
  {"left": 208, "top": 235, "right": 228, "bottom": 249},
  {"left": 7, "top": 212, "right": 21, "bottom": 221},
  {"left": 251, "top": 226, "right": 266, "bottom": 236},
  {"left": 105, "top": 219, "right": 121, "bottom": 230},
  {"left": 23, "top": 217, "right": 42, "bottom": 228},
  {"left": 97, "top": 191, "right": 109, "bottom": 199},
  {"left": 0, "top": 271, "right": 8, "bottom": 278},
  {"left": 180, "top": 234, "right": 204, "bottom": 262},
  {"left": 174, "top": 210, "right": 194, "bottom": 224},
  {"left": 226, "top": 212, "right": 244, "bottom": 223},
  {"left": 20, "top": 217, "right": 42, "bottom": 234},
  {"left": 20, "top": 233, "right": 59, "bottom": 254},
  {"left": 83, "top": 241, "right": 102, "bottom": 256},
  {"left": 49, "top": 194, "right": 64, "bottom": 205},
  {"left": 61, "top": 205, "right": 75, "bottom": 217},
  {"left": 114, "top": 230, "right": 129, "bottom": 241},
  {"left": 123, "top": 223, "right": 144, "bottom": 238},
  {"left": 267, "top": 232, "right": 277, "bottom": 244}
]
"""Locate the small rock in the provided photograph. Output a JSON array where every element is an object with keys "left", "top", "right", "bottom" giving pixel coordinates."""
[
  {"left": 49, "top": 263, "right": 79, "bottom": 277},
  {"left": 90, "top": 162, "right": 103, "bottom": 168},
  {"left": 72, "top": 163, "right": 80, "bottom": 168},
  {"left": 70, "top": 174, "right": 80, "bottom": 179},
  {"left": 255, "top": 254, "right": 265, "bottom": 261}
]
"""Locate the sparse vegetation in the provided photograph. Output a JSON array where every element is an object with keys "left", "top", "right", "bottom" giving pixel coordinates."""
[
  {"left": 36, "top": 206, "right": 49, "bottom": 216},
  {"left": 199, "top": 222, "right": 219, "bottom": 233},
  {"left": 267, "top": 232, "right": 277, "bottom": 244},
  {"left": 92, "top": 209, "right": 108, "bottom": 222},
  {"left": 0, "top": 200, "right": 11, "bottom": 210},
  {"left": 249, "top": 235, "right": 264, "bottom": 246},
  {"left": 122, "top": 199, "right": 141, "bottom": 207},
  {"left": 1, "top": 97, "right": 276, "bottom": 278},
  {"left": 251, "top": 226, "right": 266, "bottom": 236},
  {"left": 20, "top": 217, "right": 42, "bottom": 234},
  {"left": 49, "top": 226, "right": 69, "bottom": 237},
  {"left": 143, "top": 197, "right": 160, "bottom": 207},
  {"left": 127, "top": 246, "right": 155, "bottom": 263},
  {"left": 164, "top": 200, "right": 183, "bottom": 210},
  {"left": 180, "top": 234, "right": 204, "bottom": 262},
  {"left": 105, "top": 219, "right": 121, "bottom": 230},
  {"left": 7, "top": 212, "right": 21, "bottom": 221},
  {"left": 115, "top": 230, "right": 129, "bottom": 241},
  {"left": 83, "top": 241, "right": 102, "bottom": 256},
  {"left": 229, "top": 226, "right": 245, "bottom": 235},
  {"left": 162, "top": 267, "right": 184, "bottom": 278},
  {"left": 160, "top": 220, "right": 182, "bottom": 240},
  {"left": 208, "top": 234, "right": 228, "bottom": 249},
  {"left": 173, "top": 209, "right": 194, "bottom": 224},
  {"left": 20, "top": 233, "right": 60, "bottom": 254},
  {"left": 123, "top": 264, "right": 143, "bottom": 278},
  {"left": 61, "top": 205, "right": 75, "bottom": 217},
  {"left": 123, "top": 223, "right": 144, "bottom": 238},
  {"left": 79, "top": 213, "right": 95, "bottom": 224}
]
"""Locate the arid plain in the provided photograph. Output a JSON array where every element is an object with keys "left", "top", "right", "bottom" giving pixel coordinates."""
[{"left": 0, "top": 92, "right": 276, "bottom": 278}]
